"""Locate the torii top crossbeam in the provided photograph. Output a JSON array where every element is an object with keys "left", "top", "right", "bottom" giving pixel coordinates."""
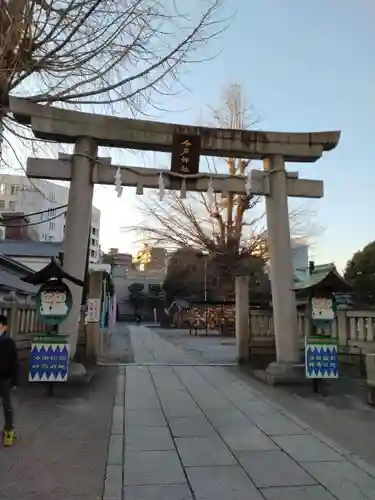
[{"left": 9, "top": 97, "right": 340, "bottom": 162}]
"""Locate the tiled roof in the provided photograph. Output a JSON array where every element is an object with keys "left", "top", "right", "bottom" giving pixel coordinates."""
[{"left": 293, "top": 263, "right": 351, "bottom": 292}]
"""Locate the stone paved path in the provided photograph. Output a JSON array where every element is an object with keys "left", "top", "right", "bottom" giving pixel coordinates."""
[{"left": 104, "top": 326, "right": 375, "bottom": 500}]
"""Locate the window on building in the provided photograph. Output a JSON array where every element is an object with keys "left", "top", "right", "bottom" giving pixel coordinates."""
[
  {"left": 8, "top": 201, "right": 16, "bottom": 211},
  {"left": 0, "top": 200, "right": 5, "bottom": 209},
  {"left": 92, "top": 227, "right": 97, "bottom": 235},
  {"left": 10, "top": 184, "right": 19, "bottom": 195},
  {"left": 91, "top": 238, "right": 95, "bottom": 246},
  {"left": 0, "top": 184, "right": 6, "bottom": 194},
  {"left": 0, "top": 226, "right": 5, "bottom": 240},
  {"left": 49, "top": 221, "right": 55, "bottom": 231},
  {"left": 90, "top": 249, "right": 95, "bottom": 257},
  {"left": 139, "top": 263, "right": 145, "bottom": 271}
]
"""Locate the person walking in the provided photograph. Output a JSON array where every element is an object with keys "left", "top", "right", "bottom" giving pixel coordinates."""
[{"left": 0, "top": 315, "right": 19, "bottom": 446}]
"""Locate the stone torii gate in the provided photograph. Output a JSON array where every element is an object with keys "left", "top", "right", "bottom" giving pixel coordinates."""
[{"left": 9, "top": 97, "right": 340, "bottom": 376}]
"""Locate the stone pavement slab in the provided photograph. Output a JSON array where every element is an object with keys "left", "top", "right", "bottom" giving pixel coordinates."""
[
  {"left": 124, "top": 484, "right": 193, "bottom": 500},
  {"left": 273, "top": 434, "right": 346, "bottom": 462},
  {"left": 175, "top": 436, "right": 236, "bottom": 466},
  {"left": 236, "top": 450, "right": 317, "bottom": 488},
  {"left": 125, "top": 409, "right": 166, "bottom": 427},
  {"left": 302, "top": 461, "right": 375, "bottom": 500},
  {"left": 186, "top": 465, "right": 263, "bottom": 500},
  {"left": 219, "top": 425, "right": 278, "bottom": 451},
  {"left": 261, "top": 486, "right": 337, "bottom": 500},
  {"left": 123, "top": 450, "right": 186, "bottom": 486},
  {"left": 125, "top": 426, "right": 175, "bottom": 451},
  {"left": 168, "top": 415, "right": 216, "bottom": 438},
  {"left": 104, "top": 325, "right": 375, "bottom": 500}
]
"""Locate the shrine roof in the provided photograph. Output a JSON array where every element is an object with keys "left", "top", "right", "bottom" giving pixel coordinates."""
[{"left": 293, "top": 263, "right": 351, "bottom": 293}]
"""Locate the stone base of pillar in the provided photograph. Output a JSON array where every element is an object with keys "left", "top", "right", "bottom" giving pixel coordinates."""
[
  {"left": 68, "top": 361, "right": 88, "bottom": 382},
  {"left": 86, "top": 324, "right": 101, "bottom": 361},
  {"left": 253, "top": 361, "right": 310, "bottom": 386}
]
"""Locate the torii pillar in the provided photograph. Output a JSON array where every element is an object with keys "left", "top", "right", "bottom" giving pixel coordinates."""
[
  {"left": 248, "top": 163, "right": 327, "bottom": 380},
  {"left": 264, "top": 156, "right": 301, "bottom": 373}
]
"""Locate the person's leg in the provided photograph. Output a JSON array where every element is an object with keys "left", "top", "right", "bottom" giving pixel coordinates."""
[{"left": 0, "top": 379, "right": 13, "bottom": 432}]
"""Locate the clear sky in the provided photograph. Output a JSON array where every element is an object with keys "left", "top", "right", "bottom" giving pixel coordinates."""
[{"left": 94, "top": 0, "right": 375, "bottom": 271}]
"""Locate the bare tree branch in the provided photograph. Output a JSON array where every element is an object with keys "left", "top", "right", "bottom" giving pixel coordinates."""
[
  {"left": 0, "top": 0, "right": 229, "bottom": 171},
  {"left": 123, "top": 83, "right": 321, "bottom": 298}
]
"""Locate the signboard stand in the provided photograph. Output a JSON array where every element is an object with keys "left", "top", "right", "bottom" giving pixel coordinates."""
[
  {"left": 21, "top": 259, "right": 84, "bottom": 396},
  {"left": 305, "top": 293, "right": 338, "bottom": 394}
]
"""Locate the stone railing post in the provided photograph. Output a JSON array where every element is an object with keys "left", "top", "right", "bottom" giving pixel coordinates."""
[
  {"left": 8, "top": 295, "right": 18, "bottom": 340},
  {"left": 235, "top": 276, "right": 250, "bottom": 363},
  {"left": 337, "top": 310, "right": 348, "bottom": 346}
]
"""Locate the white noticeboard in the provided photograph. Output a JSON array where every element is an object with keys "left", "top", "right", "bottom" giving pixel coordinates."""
[
  {"left": 87, "top": 298, "right": 101, "bottom": 322},
  {"left": 311, "top": 297, "right": 335, "bottom": 321}
]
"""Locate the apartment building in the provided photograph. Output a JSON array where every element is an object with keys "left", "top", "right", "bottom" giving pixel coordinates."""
[
  {"left": 0, "top": 174, "right": 101, "bottom": 262},
  {"left": 132, "top": 244, "right": 166, "bottom": 271}
]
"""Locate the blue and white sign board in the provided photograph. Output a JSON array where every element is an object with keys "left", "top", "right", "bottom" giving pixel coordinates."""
[
  {"left": 29, "top": 336, "right": 69, "bottom": 382},
  {"left": 305, "top": 337, "right": 339, "bottom": 379}
]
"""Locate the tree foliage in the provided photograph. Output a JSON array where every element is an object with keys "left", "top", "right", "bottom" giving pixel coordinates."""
[
  {"left": 344, "top": 241, "right": 375, "bottom": 306},
  {"left": 0, "top": 0, "right": 226, "bottom": 168}
]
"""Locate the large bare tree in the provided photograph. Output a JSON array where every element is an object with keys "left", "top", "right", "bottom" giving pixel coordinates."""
[
  {"left": 127, "top": 83, "right": 316, "bottom": 288},
  {"left": 0, "top": 0, "right": 226, "bottom": 169}
]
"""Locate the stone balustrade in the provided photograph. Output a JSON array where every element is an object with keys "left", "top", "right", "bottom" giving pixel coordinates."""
[
  {"left": 250, "top": 309, "right": 375, "bottom": 351},
  {"left": 0, "top": 303, "right": 46, "bottom": 339}
]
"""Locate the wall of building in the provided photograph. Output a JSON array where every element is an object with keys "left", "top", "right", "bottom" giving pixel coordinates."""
[
  {"left": 132, "top": 244, "right": 166, "bottom": 271},
  {"left": 106, "top": 248, "right": 133, "bottom": 267},
  {"left": 291, "top": 239, "right": 309, "bottom": 282},
  {"left": 114, "top": 266, "right": 165, "bottom": 319},
  {"left": 264, "top": 238, "right": 309, "bottom": 283},
  {"left": 0, "top": 175, "right": 101, "bottom": 262}
]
